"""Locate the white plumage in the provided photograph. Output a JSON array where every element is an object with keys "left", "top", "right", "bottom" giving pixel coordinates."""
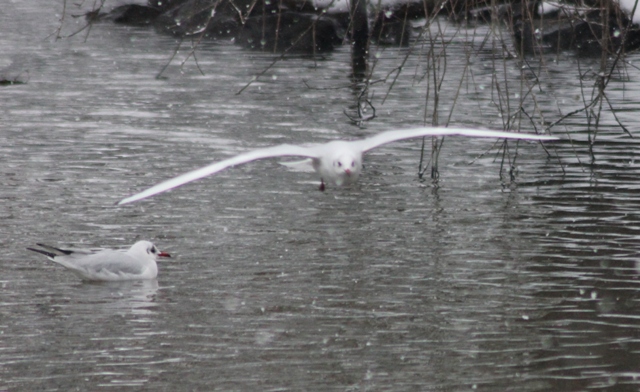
[
  {"left": 118, "top": 127, "right": 558, "bottom": 205},
  {"left": 27, "top": 241, "right": 171, "bottom": 281}
]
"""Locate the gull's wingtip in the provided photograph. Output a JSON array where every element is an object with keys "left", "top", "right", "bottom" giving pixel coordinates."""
[
  {"left": 527, "top": 133, "right": 560, "bottom": 141},
  {"left": 116, "top": 195, "right": 138, "bottom": 206},
  {"left": 117, "top": 188, "right": 163, "bottom": 205},
  {"left": 529, "top": 134, "right": 559, "bottom": 141}
]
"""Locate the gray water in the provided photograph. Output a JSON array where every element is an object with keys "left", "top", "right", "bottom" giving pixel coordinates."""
[{"left": 3, "top": 2, "right": 640, "bottom": 391}]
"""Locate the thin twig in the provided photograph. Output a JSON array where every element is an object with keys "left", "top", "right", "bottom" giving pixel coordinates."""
[{"left": 156, "top": 39, "right": 184, "bottom": 79}]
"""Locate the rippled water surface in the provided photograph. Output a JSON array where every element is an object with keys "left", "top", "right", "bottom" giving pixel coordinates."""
[{"left": 3, "top": 2, "right": 640, "bottom": 391}]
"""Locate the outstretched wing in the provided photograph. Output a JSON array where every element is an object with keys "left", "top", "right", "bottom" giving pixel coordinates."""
[
  {"left": 353, "top": 127, "right": 558, "bottom": 153},
  {"left": 118, "top": 144, "right": 321, "bottom": 205}
]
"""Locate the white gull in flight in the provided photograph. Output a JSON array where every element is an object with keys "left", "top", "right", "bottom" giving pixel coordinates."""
[{"left": 118, "top": 127, "right": 557, "bottom": 205}]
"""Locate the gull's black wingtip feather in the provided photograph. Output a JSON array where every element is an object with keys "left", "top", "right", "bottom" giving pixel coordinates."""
[
  {"left": 27, "top": 247, "right": 57, "bottom": 259},
  {"left": 35, "top": 243, "right": 73, "bottom": 255}
]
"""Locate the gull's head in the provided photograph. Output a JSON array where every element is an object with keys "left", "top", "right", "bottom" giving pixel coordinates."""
[
  {"left": 128, "top": 240, "right": 171, "bottom": 261},
  {"left": 331, "top": 154, "right": 361, "bottom": 185}
]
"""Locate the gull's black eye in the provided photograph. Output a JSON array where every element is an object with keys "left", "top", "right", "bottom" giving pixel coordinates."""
[
  {"left": 150, "top": 247, "right": 157, "bottom": 254},
  {"left": 351, "top": 161, "right": 355, "bottom": 167},
  {"left": 338, "top": 162, "right": 342, "bottom": 167}
]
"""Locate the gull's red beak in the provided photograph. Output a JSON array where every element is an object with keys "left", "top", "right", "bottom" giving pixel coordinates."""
[
  {"left": 345, "top": 169, "right": 351, "bottom": 175},
  {"left": 158, "top": 251, "right": 171, "bottom": 258}
]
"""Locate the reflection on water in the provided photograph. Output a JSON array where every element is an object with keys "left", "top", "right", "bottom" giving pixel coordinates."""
[
  {"left": 72, "top": 279, "right": 160, "bottom": 317},
  {"left": 2, "top": 1, "right": 640, "bottom": 391}
]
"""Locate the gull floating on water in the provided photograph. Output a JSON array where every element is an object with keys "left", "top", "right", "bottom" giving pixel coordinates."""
[
  {"left": 27, "top": 240, "right": 171, "bottom": 281},
  {"left": 118, "top": 127, "right": 557, "bottom": 205}
]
